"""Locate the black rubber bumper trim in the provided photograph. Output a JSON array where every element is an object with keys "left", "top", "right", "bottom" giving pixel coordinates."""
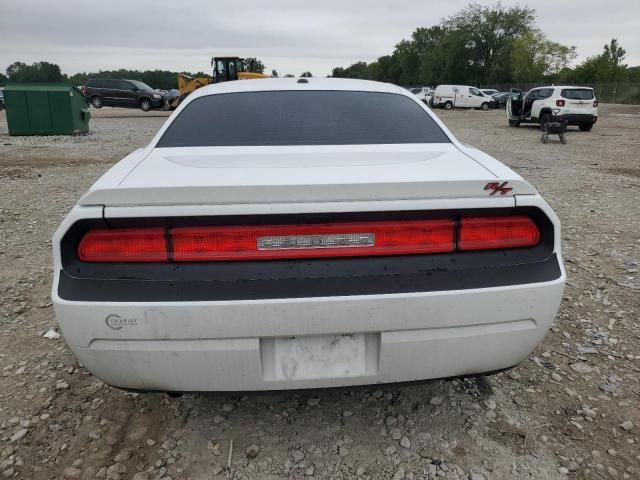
[{"left": 58, "top": 253, "right": 560, "bottom": 302}]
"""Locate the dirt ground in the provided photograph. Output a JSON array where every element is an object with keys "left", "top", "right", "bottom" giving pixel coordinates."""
[{"left": 0, "top": 104, "right": 638, "bottom": 480}]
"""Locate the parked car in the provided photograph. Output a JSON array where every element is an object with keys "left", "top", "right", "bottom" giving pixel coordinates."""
[
  {"left": 481, "top": 89, "right": 499, "bottom": 96},
  {"left": 432, "top": 85, "right": 494, "bottom": 110},
  {"left": 492, "top": 92, "right": 510, "bottom": 109},
  {"left": 507, "top": 86, "right": 598, "bottom": 131},
  {"left": 84, "top": 79, "right": 164, "bottom": 111},
  {"left": 409, "top": 87, "right": 433, "bottom": 105},
  {"left": 53, "top": 78, "right": 565, "bottom": 392}
]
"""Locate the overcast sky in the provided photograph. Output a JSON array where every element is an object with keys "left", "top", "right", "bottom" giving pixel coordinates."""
[{"left": 1, "top": 0, "right": 638, "bottom": 78}]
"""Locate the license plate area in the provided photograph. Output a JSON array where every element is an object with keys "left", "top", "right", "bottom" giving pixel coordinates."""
[{"left": 261, "top": 333, "right": 379, "bottom": 381}]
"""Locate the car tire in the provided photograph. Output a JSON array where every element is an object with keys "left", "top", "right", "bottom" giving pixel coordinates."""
[
  {"left": 579, "top": 124, "right": 593, "bottom": 132},
  {"left": 480, "top": 102, "right": 489, "bottom": 111},
  {"left": 90, "top": 96, "right": 103, "bottom": 109},
  {"left": 444, "top": 101, "right": 453, "bottom": 110},
  {"left": 508, "top": 119, "right": 520, "bottom": 128},
  {"left": 539, "top": 113, "right": 551, "bottom": 131},
  {"left": 140, "top": 98, "right": 152, "bottom": 112}
]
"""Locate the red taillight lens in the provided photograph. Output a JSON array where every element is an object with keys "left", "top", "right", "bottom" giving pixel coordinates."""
[
  {"left": 556, "top": 99, "right": 565, "bottom": 107},
  {"left": 459, "top": 216, "right": 540, "bottom": 251},
  {"left": 77, "top": 216, "right": 541, "bottom": 262},
  {"left": 593, "top": 100, "right": 598, "bottom": 107},
  {"left": 171, "top": 220, "right": 455, "bottom": 261},
  {"left": 77, "top": 228, "right": 168, "bottom": 262}
]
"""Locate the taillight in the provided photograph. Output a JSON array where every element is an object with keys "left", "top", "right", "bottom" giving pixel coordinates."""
[
  {"left": 459, "top": 216, "right": 540, "bottom": 251},
  {"left": 171, "top": 220, "right": 455, "bottom": 261},
  {"left": 593, "top": 100, "right": 598, "bottom": 107},
  {"left": 556, "top": 99, "right": 565, "bottom": 107},
  {"left": 76, "top": 216, "right": 541, "bottom": 262},
  {"left": 77, "top": 228, "right": 167, "bottom": 262}
]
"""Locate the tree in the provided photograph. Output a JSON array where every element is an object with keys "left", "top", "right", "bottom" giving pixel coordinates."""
[
  {"left": 328, "top": 3, "right": 579, "bottom": 86},
  {"left": 601, "top": 38, "right": 627, "bottom": 81},
  {"left": 0, "top": 72, "right": 7, "bottom": 86},
  {"left": 627, "top": 66, "right": 640, "bottom": 82},
  {"left": 511, "top": 30, "right": 576, "bottom": 82},
  {"left": 570, "top": 39, "right": 628, "bottom": 83},
  {"left": 300, "top": 72, "right": 313, "bottom": 77},
  {"left": 242, "top": 57, "right": 265, "bottom": 73},
  {"left": 271, "top": 70, "right": 278, "bottom": 78},
  {"left": 6, "top": 61, "right": 64, "bottom": 83},
  {"left": 444, "top": 3, "right": 536, "bottom": 84},
  {"left": 283, "top": 74, "right": 295, "bottom": 78}
]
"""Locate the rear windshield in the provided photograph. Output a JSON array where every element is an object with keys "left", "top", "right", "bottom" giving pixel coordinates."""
[
  {"left": 156, "top": 91, "right": 450, "bottom": 147},
  {"left": 561, "top": 88, "right": 594, "bottom": 100}
]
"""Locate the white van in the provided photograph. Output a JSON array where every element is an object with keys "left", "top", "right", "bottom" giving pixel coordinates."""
[{"left": 433, "top": 85, "right": 493, "bottom": 110}]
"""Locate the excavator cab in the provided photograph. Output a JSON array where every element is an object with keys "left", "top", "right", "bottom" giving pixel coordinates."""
[{"left": 212, "top": 57, "right": 244, "bottom": 83}]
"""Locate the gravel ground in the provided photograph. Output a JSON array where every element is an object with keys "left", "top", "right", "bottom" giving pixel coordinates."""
[{"left": 0, "top": 105, "right": 639, "bottom": 480}]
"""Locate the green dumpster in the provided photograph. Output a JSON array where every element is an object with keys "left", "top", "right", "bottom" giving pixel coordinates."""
[{"left": 3, "top": 84, "right": 90, "bottom": 135}]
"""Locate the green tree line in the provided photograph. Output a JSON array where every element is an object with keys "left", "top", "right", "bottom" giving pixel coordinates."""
[{"left": 331, "top": 3, "right": 638, "bottom": 86}]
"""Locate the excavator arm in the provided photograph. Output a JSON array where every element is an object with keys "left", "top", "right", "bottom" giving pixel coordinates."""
[{"left": 168, "top": 73, "right": 212, "bottom": 110}]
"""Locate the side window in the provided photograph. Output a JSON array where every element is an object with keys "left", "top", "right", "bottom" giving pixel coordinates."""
[
  {"left": 411, "top": 88, "right": 421, "bottom": 94},
  {"left": 537, "top": 88, "right": 554, "bottom": 100},
  {"left": 103, "top": 80, "right": 119, "bottom": 89},
  {"left": 119, "top": 81, "right": 134, "bottom": 91},
  {"left": 469, "top": 87, "right": 483, "bottom": 97},
  {"left": 215, "top": 60, "right": 226, "bottom": 76}
]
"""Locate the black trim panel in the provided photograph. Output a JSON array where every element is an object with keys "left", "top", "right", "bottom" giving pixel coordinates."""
[{"left": 58, "top": 253, "right": 560, "bottom": 302}]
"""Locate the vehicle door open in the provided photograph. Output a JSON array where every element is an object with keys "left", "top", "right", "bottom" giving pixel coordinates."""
[{"left": 507, "top": 88, "right": 523, "bottom": 119}]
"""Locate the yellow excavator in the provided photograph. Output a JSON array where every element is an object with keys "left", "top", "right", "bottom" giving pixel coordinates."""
[{"left": 167, "top": 57, "right": 270, "bottom": 109}]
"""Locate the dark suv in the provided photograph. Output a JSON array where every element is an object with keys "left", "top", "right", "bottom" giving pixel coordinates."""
[{"left": 84, "top": 79, "right": 164, "bottom": 111}]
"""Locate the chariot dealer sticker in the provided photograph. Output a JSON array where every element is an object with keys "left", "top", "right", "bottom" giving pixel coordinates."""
[{"left": 105, "top": 314, "right": 138, "bottom": 330}]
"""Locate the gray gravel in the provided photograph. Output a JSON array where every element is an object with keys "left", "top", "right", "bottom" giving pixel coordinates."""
[{"left": 0, "top": 105, "right": 639, "bottom": 479}]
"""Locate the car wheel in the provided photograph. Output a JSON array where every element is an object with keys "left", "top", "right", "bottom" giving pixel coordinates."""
[
  {"left": 140, "top": 98, "right": 152, "bottom": 112},
  {"left": 480, "top": 102, "right": 489, "bottom": 111},
  {"left": 508, "top": 119, "right": 520, "bottom": 128},
  {"left": 90, "top": 96, "right": 103, "bottom": 109},
  {"left": 539, "top": 113, "right": 551, "bottom": 131},
  {"left": 444, "top": 101, "right": 453, "bottom": 110},
  {"left": 579, "top": 124, "right": 593, "bottom": 132}
]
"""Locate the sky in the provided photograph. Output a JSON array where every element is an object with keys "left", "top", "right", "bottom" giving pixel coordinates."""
[{"left": 1, "top": 0, "right": 638, "bottom": 77}]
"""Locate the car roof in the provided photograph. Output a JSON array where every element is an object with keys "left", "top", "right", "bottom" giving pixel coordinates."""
[
  {"left": 189, "top": 78, "right": 407, "bottom": 100},
  {"left": 531, "top": 85, "right": 594, "bottom": 90}
]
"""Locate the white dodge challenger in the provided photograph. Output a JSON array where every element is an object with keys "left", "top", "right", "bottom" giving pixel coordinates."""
[{"left": 52, "top": 78, "right": 565, "bottom": 392}]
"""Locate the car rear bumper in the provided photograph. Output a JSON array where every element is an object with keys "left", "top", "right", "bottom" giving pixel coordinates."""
[
  {"left": 559, "top": 114, "right": 597, "bottom": 125},
  {"left": 54, "top": 276, "right": 564, "bottom": 391}
]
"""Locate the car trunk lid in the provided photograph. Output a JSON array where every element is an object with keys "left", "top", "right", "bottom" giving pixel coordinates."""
[{"left": 80, "top": 144, "right": 529, "bottom": 209}]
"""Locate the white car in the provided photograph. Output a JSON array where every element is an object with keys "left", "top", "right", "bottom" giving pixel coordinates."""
[
  {"left": 432, "top": 85, "right": 494, "bottom": 110},
  {"left": 409, "top": 86, "right": 433, "bottom": 105},
  {"left": 507, "top": 86, "right": 598, "bottom": 131},
  {"left": 53, "top": 78, "right": 565, "bottom": 392},
  {"left": 481, "top": 89, "right": 499, "bottom": 97}
]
